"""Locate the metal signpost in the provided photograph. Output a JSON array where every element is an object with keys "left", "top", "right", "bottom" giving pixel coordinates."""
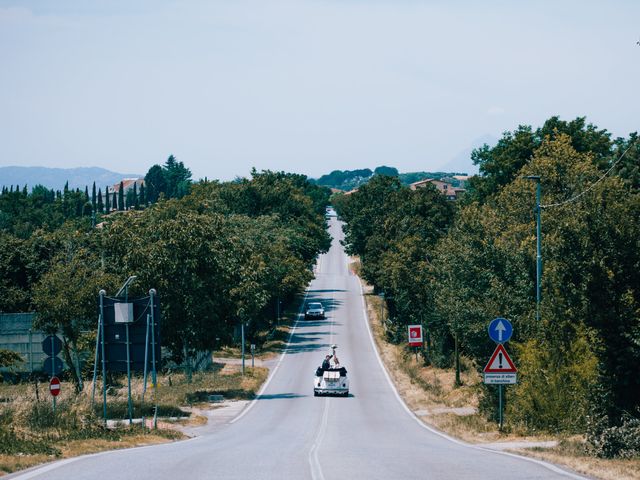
[
  {"left": 42, "top": 334, "right": 63, "bottom": 413},
  {"left": 484, "top": 317, "right": 517, "bottom": 430},
  {"left": 241, "top": 322, "right": 245, "bottom": 376},
  {"left": 49, "top": 376, "right": 61, "bottom": 413},
  {"left": 408, "top": 325, "right": 423, "bottom": 361},
  {"left": 95, "top": 286, "right": 160, "bottom": 428}
]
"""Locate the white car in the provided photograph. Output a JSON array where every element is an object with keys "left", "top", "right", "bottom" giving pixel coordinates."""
[
  {"left": 304, "top": 302, "right": 325, "bottom": 320},
  {"left": 314, "top": 365, "right": 349, "bottom": 396}
]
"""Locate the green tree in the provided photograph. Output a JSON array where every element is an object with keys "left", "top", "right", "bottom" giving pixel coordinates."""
[
  {"left": 118, "top": 182, "right": 124, "bottom": 211},
  {"left": 32, "top": 237, "right": 117, "bottom": 392},
  {"left": 144, "top": 165, "right": 166, "bottom": 203}
]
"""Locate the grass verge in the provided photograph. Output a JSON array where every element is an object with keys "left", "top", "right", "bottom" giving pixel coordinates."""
[{"left": 359, "top": 270, "right": 640, "bottom": 480}]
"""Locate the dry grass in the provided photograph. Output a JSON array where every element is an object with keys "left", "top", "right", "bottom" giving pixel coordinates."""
[
  {"left": 0, "top": 365, "right": 268, "bottom": 477},
  {"left": 359, "top": 271, "right": 640, "bottom": 479}
]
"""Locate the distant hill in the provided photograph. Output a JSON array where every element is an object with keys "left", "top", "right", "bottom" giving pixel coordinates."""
[
  {"left": 438, "top": 134, "right": 499, "bottom": 174},
  {"left": 312, "top": 165, "right": 470, "bottom": 191},
  {"left": 0, "top": 166, "right": 143, "bottom": 191}
]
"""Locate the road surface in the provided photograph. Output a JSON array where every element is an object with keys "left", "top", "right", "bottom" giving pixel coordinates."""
[{"left": 11, "top": 216, "right": 585, "bottom": 480}]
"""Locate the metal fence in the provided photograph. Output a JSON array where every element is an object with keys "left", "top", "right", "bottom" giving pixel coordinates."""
[{"left": 0, "top": 313, "right": 65, "bottom": 374}]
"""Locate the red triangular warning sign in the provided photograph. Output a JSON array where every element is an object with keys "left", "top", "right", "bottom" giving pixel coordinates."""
[{"left": 483, "top": 344, "right": 517, "bottom": 373}]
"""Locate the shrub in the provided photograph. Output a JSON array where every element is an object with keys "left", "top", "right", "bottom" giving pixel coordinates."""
[
  {"left": 505, "top": 329, "right": 598, "bottom": 433},
  {"left": 587, "top": 413, "right": 640, "bottom": 459}
]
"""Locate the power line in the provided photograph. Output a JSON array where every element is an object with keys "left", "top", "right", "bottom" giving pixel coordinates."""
[{"left": 541, "top": 139, "right": 637, "bottom": 209}]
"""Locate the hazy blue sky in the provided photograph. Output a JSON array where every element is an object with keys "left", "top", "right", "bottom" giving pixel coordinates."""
[{"left": 1, "top": 0, "right": 638, "bottom": 180}]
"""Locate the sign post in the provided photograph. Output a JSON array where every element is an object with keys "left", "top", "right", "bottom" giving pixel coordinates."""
[
  {"left": 408, "top": 325, "right": 423, "bottom": 361},
  {"left": 42, "top": 335, "right": 63, "bottom": 414},
  {"left": 49, "top": 376, "right": 61, "bottom": 413},
  {"left": 484, "top": 318, "right": 517, "bottom": 430}
]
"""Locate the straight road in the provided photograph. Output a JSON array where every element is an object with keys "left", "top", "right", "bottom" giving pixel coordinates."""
[{"left": 11, "top": 216, "right": 585, "bottom": 480}]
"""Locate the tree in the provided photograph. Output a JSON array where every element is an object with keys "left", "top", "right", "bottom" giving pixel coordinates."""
[
  {"left": 118, "top": 181, "right": 124, "bottom": 211},
  {"left": 466, "top": 116, "right": 614, "bottom": 204},
  {"left": 97, "top": 188, "right": 104, "bottom": 213},
  {"left": 164, "top": 155, "right": 192, "bottom": 199},
  {"left": 105, "top": 186, "right": 111, "bottom": 212},
  {"left": 112, "top": 191, "right": 117, "bottom": 211},
  {"left": 139, "top": 182, "right": 146, "bottom": 207},
  {"left": 144, "top": 165, "right": 166, "bottom": 203},
  {"left": 432, "top": 134, "right": 640, "bottom": 430},
  {"left": 32, "top": 238, "right": 117, "bottom": 392},
  {"left": 374, "top": 165, "right": 399, "bottom": 177},
  {"left": 91, "top": 182, "right": 97, "bottom": 208},
  {"left": 0, "top": 349, "right": 22, "bottom": 368},
  {"left": 133, "top": 182, "right": 139, "bottom": 209}
]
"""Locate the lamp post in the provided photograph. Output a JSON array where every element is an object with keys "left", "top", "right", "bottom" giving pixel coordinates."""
[{"left": 524, "top": 176, "right": 542, "bottom": 324}]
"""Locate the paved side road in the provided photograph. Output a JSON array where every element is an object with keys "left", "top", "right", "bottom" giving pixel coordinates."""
[{"left": 8, "top": 216, "right": 588, "bottom": 480}]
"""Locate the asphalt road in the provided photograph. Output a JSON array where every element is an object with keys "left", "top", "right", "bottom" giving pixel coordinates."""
[{"left": 11, "top": 216, "right": 586, "bottom": 480}]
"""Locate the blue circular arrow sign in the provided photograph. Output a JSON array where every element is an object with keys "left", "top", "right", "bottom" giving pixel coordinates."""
[{"left": 488, "top": 317, "right": 513, "bottom": 343}]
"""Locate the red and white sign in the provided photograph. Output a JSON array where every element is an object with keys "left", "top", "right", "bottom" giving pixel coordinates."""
[
  {"left": 483, "top": 344, "right": 517, "bottom": 373},
  {"left": 49, "top": 376, "right": 61, "bottom": 397},
  {"left": 408, "top": 325, "right": 423, "bottom": 347}
]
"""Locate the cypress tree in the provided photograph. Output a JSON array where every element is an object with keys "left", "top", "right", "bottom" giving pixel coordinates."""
[
  {"left": 105, "top": 186, "right": 111, "bottom": 212},
  {"left": 133, "top": 182, "right": 139, "bottom": 209},
  {"left": 118, "top": 181, "right": 124, "bottom": 211},
  {"left": 92, "top": 181, "right": 97, "bottom": 208},
  {"left": 97, "top": 188, "right": 104, "bottom": 213},
  {"left": 22, "top": 184, "right": 28, "bottom": 196},
  {"left": 112, "top": 191, "right": 117, "bottom": 211},
  {"left": 139, "top": 183, "right": 146, "bottom": 206},
  {"left": 84, "top": 186, "right": 89, "bottom": 203}
]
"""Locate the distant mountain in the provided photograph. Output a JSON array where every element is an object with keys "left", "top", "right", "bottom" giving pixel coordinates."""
[
  {"left": 438, "top": 134, "right": 499, "bottom": 174},
  {"left": 0, "top": 166, "right": 143, "bottom": 191}
]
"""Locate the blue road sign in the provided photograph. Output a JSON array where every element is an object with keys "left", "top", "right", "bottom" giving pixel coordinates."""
[
  {"left": 44, "top": 356, "right": 64, "bottom": 376},
  {"left": 42, "top": 335, "right": 62, "bottom": 357},
  {"left": 488, "top": 317, "right": 513, "bottom": 343}
]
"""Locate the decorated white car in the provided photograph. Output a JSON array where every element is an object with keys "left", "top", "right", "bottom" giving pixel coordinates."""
[{"left": 314, "top": 345, "right": 349, "bottom": 396}]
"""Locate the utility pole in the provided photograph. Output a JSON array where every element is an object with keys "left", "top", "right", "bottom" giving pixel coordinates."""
[{"left": 525, "top": 176, "right": 542, "bottom": 324}]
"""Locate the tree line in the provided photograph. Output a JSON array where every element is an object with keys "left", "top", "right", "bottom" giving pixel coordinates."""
[
  {"left": 333, "top": 116, "right": 639, "bottom": 457},
  {"left": 1, "top": 167, "right": 330, "bottom": 391}
]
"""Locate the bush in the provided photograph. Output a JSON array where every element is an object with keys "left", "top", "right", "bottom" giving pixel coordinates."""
[
  {"left": 587, "top": 413, "right": 640, "bottom": 459},
  {"left": 505, "top": 330, "right": 598, "bottom": 433}
]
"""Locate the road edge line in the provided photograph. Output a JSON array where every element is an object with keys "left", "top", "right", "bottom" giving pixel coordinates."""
[
  {"left": 356, "top": 277, "right": 589, "bottom": 480},
  {"left": 229, "top": 287, "right": 310, "bottom": 424}
]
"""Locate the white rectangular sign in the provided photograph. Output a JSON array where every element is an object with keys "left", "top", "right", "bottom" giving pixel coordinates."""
[{"left": 483, "top": 373, "right": 517, "bottom": 385}]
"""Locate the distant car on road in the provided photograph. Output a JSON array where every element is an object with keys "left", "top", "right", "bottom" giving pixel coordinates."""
[{"left": 304, "top": 302, "right": 325, "bottom": 320}]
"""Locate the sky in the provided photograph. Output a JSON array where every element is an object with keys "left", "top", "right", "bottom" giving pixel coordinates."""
[{"left": 0, "top": 0, "right": 638, "bottom": 181}]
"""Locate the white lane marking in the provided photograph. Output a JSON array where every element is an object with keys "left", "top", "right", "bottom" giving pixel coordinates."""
[
  {"left": 309, "top": 397, "right": 330, "bottom": 480},
  {"left": 357, "top": 277, "right": 589, "bottom": 480},
  {"left": 230, "top": 288, "right": 310, "bottom": 425}
]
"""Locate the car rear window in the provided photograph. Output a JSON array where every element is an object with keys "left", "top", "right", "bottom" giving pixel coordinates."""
[{"left": 308, "top": 303, "right": 322, "bottom": 308}]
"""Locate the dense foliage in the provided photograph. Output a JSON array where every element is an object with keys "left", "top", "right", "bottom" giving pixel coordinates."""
[
  {"left": 0, "top": 168, "right": 330, "bottom": 390},
  {"left": 334, "top": 117, "right": 639, "bottom": 454}
]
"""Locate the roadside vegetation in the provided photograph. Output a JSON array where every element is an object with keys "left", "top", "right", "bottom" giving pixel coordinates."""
[
  {"left": 334, "top": 116, "right": 640, "bottom": 469},
  {"left": 0, "top": 166, "right": 330, "bottom": 473}
]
